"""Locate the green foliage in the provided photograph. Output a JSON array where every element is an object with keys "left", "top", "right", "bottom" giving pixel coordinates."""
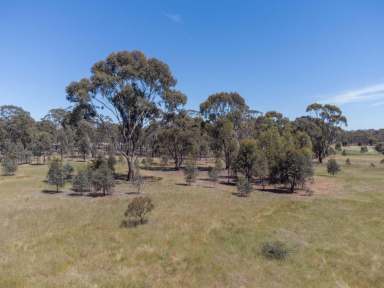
[
  {"left": 123, "top": 196, "right": 154, "bottom": 227},
  {"left": 235, "top": 139, "right": 259, "bottom": 180},
  {"left": 208, "top": 167, "right": 219, "bottom": 183},
  {"left": 335, "top": 142, "right": 342, "bottom": 151},
  {"left": 91, "top": 162, "right": 114, "bottom": 195},
  {"left": 63, "top": 163, "right": 74, "bottom": 180},
  {"left": 261, "top": 241, "right": 289, "bottom": 260},
  {"left": 1, "top": 154, "right": 18, "bottom": 176},
  {"left": 47, "top": 159, "right": 65, "bottom": 192},
  {"left": 236, "top": 175, "right": 252, "bottom": 197},
  {"left": 360, "top": 146, "right": 368, "bottom": 153},
  {"left": 342, "top": 149, "right": 347, "bottom": 156},
  {"left": 72, "top": 169, "right": 91, "bottom": 193},
  {"left": 327, "top": 159, "right": 340, "bottom": 176},
  {"left": 184, "top": 159, "right": 198, "bottom": 185},
  {"left": 160, "top": 155, "right": 169, "bottom": 166},
  {"left": 275, "top": 149, "right": 313, "bottom": 192}
]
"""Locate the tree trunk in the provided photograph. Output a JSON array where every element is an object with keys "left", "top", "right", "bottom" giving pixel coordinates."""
[{"left": 127, "top": 157, "right": 135, "bottom": 181}]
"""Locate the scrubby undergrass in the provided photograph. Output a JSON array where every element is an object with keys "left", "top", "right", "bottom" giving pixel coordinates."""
[{"left": 0, "top": 153, "right": 384, "bottom": 287}]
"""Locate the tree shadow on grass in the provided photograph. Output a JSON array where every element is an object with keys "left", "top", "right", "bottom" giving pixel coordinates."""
[
  {"left": 114, "top": 173, "right": 162, "bottom": 183},
  {"left": 256, "top": 187, "right": 294, "bottom": 194},
  {"left": 41, "top": 189, "right": 62, "bottom": 194}
]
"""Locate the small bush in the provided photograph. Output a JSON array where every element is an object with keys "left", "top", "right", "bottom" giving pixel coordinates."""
[
  {"left": 381, "top": 159, "right": 384, "bottom": 164},
  {"left": 47, "top": 159, "right": 65, "bottom": 192},
  {"left": 370, "top": 163, "right": 376, "bottom": 168},
  {"left": 63, "top": 163, "right": 74, "bottom": 180},
  {"left": 236, "top": 175, "right": 252, "bottom": 197},
  {"left": 123, "top": 196, "right": 154, "bottom": 227},
  {"left": 360, "top": 146, "right": 368, "bottom": 153},
  {"left": 184, "top": 159, "right": 198, "bottom": 185},
  {"left": 261, "top": 241, "right": 289, "bottom": 260},
  {"left": 1, "top": 155, "right": 18, "bottom": 176},
  {"left": 72, "top": 169, "right": 91, "bottom": 193},
  {"left": 327, "top": 159, "right": 340, "bottom": 176},
  {"left": 91, "top": 162, "right": 114, "bottom": 196},
  {"left": 160, "top": 155, "right": 169, "bottom": 167},
  {"left": 335, "top": 143, "right": 342, "bottom": 151},
  {"left": 342, "top": 150, "right": 347, "bottom": 156},
  {"left": 345, "top": 158, "right": 351, "bottom": 166},
  {"left": 208, "top": 167, "right": 219, "bottom": 183}
]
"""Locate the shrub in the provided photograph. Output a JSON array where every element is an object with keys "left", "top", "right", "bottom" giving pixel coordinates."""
[
  {"left": 215, "top": 158, "right": 225, "bottom": 171},
  {"left": 335, "top": 143, "right": 342, "bottom": 151},
  {"left": 360, "top": 146, "right": 368, "bottom": 153},
  {"left": 160, "top": 155, "right": 169, "bottom": 167},
  {"left": 345, "top": 158, "right": 351, "bottom": 166},
  {"left": 63, "top": 163, "right": 74, "bottom": 180},
  {"left": 327, "top": 159, "right": 340, "bottom": 176},
  {"left": 1, "top": 155, "right": 18, "bottom": 176},
  {"left": 141, "top": 157, "right": 153, "bottom": 169},
  {"left": 276, "top": 149, "right": 313, "bottom": 192},
  {"left": 236, "top": 175, "right": 252, "bottom": 197},
  {"left": 91, "top": 162, "right": 114, "bottom": 195},
  {"left": 124, "top": 196, "right": 154, "bottom": 226},
  {"left": 208, "top": 167, "right": 219, "bottom": 183},
  {"left": 370, "top": 163, "right": 376, "bottom": 168},
  {"left": 261, "top": 241, "right": 289, "bottom": 260},
  {"left": 342, "top": 150, "right": 347, "bottom": 156},
  {"left": 381, "top": 159, "right": 384, "bottom": 164},
  {"left": 184, "top": 159, "right": 198, "bottom": 185},
  {"left": 72, "top": 169, "right": 91, "bottom": 193},
  {"left": 47, "top": 159, "right": 65, "bottom": 192}
]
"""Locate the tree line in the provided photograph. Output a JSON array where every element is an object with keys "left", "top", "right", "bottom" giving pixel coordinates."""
[{"left": 0, "top": 50, "right": 348, "bottom": 193}]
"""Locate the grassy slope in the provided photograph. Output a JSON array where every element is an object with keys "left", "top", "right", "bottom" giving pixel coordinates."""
[{"left": 0, "top": 152, "right": 383, "bottom": 287}]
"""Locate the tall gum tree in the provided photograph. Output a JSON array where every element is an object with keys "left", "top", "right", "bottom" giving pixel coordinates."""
[{"left": 66, "top": 50, "right": 185, "bottom": 180}]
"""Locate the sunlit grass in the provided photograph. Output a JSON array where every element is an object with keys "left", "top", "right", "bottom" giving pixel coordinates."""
[{"left": 0, "top": 152, "right": 383, "bottom": 287}]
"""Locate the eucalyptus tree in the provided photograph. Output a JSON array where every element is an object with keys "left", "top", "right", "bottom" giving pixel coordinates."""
[
  {"left": 295, "top": 103, "right": 347, "bottom": 163},
  {"left": 66, "top": 50, "right": 185, "bottom": 180},
  {"left": 200, "top": 92, "right": 248, "bottom": 127}
]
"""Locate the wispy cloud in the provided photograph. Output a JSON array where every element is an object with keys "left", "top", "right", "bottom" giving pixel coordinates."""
[
  {"left": 164, "top": 13, "right": 182, "bottom": 23},
  {"left": 321, "top": 83, "right": 384, "bottom": 105}
]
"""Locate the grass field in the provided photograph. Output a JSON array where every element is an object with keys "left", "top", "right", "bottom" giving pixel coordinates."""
[{"left": 1, "top": 151, "right": 384, "bottom": 287}]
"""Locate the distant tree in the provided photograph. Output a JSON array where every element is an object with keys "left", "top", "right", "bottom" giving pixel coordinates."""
[
  {"left": 63, "top": 163, "right": 74, "bottom": 180},
  {"left": 296, "top": 103, "right": 347, "bottom": 163},
  {"left": 327, "top": 159, "right": 340, "bottom": 176},
  {"left": 1, "top": 154, "right": 18, "bottom": 176},
  {"left": 72, "top": 169, "right": 92, "bottom": 193},
  {"left": 124, "top": 196, "right": 154, "bottom": 226},
  {"left": 47, "top": 159, "right": 65, "bottom": 193},
  {"left": 277, "top": 149, "right": 313, "bottom": 192},
  {"left": 208, "top": 167, "right": 219, "bottom": 183},
  {"left": 360, "top": 146, "right": 368, "bottom": 153},
  {"left": 200, "top": 92, "right": 247, "bottom": 126},
  {"left": 184, "top": 158, "right": 198, "bottom": 185},
  {"left": 236, "top": 175, "right": 252, "bottom": 197},
  {"left": 158, "top": 112, "right": 200, "bottom": 170},
  {"left": 235, "top": 139, "right": 259, "bottom": 181}
]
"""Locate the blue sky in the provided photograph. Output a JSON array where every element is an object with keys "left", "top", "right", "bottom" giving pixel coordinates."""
[{"left": 0, "top": 0, "right": 383, "bottom": 129}]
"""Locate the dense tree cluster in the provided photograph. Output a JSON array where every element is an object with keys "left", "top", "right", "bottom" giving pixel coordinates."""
[{"left": 1, "top": 50, "right": 350, "bottom": 194}]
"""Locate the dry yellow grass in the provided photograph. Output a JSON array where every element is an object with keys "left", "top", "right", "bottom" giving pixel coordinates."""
[{"left": 0, "top": 153, "right": 384, "bottom": 287}]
